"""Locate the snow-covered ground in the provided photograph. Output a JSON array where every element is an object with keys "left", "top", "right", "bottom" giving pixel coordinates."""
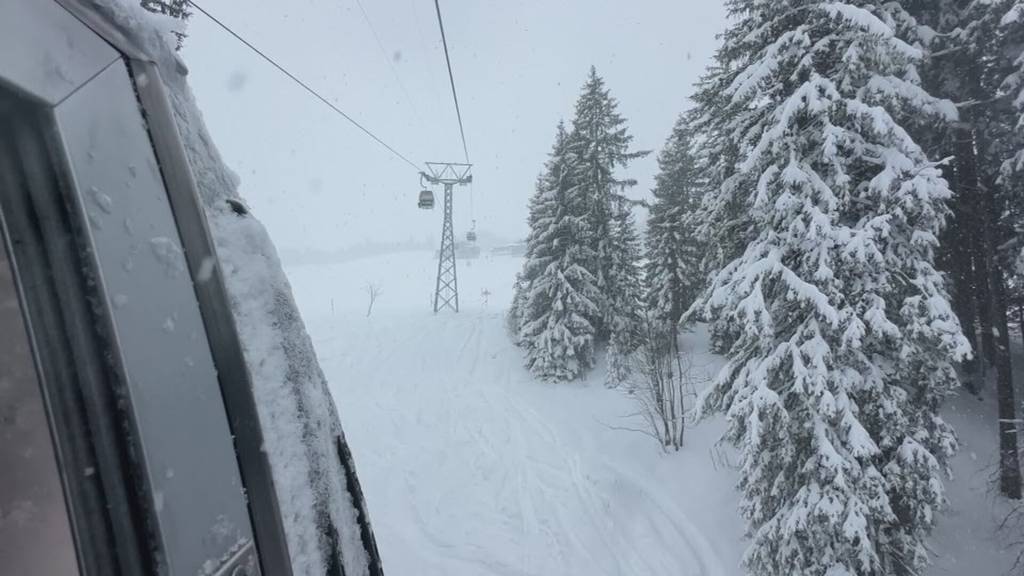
[
  {"left": 931, "top": 383, "right": 1020, "bottom": 574},
  {"left": 285, "top": 250, "right": 1020, "bottom": 575}
]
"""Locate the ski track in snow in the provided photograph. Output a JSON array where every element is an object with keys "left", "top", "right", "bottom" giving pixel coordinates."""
[
  {"left": 327, "top": 313, "right": 717, "bottom": 575},
  {"left": 288, "top": 252, "right": 732, "bottom": 576}
]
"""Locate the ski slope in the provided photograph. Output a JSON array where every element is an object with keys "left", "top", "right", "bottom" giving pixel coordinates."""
[
  {"left": 287, "top": 251, "right": 743, "bottom": 576},
  {"left": 285, "top": 250, "right": 1018, "bottom": 576}
]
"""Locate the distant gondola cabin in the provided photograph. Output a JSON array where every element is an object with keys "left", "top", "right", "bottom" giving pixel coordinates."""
[{"left": 418, "top": 189, "right": 435, "bottom": 209}]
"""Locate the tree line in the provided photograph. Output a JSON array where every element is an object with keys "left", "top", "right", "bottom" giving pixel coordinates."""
[{"left": 510, "top": 2, "right": 1024, "bottom": 575}]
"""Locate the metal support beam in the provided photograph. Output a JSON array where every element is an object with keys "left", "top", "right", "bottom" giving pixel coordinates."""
[
  {"left": 421, "top": 162, "right": 471, "bottom": 314},
  {"left": 434, "top": 183, "right": 458, "bottom": 313}
]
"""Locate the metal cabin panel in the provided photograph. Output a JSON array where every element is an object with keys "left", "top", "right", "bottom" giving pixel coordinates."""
[
  {"left": 0, "top": 0, "right": 118, "bottom": 105},
  {"left": 129, "top": 60, "right": 294, "bottom": 576},
  {"left": 52, "top": 60, "right": 257, "bottom": 576}
]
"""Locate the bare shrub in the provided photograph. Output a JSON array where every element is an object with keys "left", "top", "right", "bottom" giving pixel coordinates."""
[
  {"left": 622, "top": 314, "right": 700, "bottom": 452},
  {"left": 365, "top": 283, "right": 382, "bottom": 317}
]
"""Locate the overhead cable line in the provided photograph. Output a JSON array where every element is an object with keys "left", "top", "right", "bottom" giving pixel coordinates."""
[
  {"left": 405, "top": 0, "right": 448, "bottom": 121},
  {"left": 432, "top": 0, "right": 470, "bottom": 164},
  {"left": 351, "top": 0, "right": 426, "bottom": 131},
  {"left": 186, "top": 0, "right": 422, "bottom": 172}
]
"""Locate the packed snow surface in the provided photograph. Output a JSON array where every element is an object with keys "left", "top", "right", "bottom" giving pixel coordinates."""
[
  {"left": 288, "top": 251, "right": 741, "bottom": 575},
  {"left": 287, "top": 250, "right": 1018, "bottom": 575}
]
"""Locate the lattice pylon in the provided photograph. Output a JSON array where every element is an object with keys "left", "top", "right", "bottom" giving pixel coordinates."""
[{"left": 433, "top": 183, "right": 459, "bottom": 313}]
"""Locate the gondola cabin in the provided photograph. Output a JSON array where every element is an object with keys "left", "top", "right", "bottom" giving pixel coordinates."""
[
  {"left": 0, "top": 1, "right": 382, "bottom": 575},
  {"left": 418, "top": 188, "right": 435, "bottom": 209}
]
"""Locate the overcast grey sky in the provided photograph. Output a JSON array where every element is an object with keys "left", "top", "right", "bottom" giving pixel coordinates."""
[{"left": 182, "top": 0, "right": 728, "bottom": 253}]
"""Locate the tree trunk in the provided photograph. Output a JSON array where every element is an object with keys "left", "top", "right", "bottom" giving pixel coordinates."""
[
  {"left": 946, "top": 131, "right": 983, "bottom": 389},
  {"left": 979, "top": 165, "right": 1023, "bottom": 499},
  {"left": 1018, "top": 304, "right": 1024, "bottom": 358},
  {"left": 973, "top": 227, "right": 996, "bottom": 373},
  {"left": 989, "top": 262, "right": 1022, "bottom": 499},
  {"left": 952, "top": 125, "right": 997, "bottom": 375}
]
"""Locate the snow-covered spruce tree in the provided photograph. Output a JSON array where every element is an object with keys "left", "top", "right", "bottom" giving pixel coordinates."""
[
  {"left": 898, "top": 1, "right": 990, "bottom": 383},
  {"left": 1000, "top": 1, "right": 1024, "bottom": 249},
  {"left": 644, "top": 114, "right": 705, "bottom": 335},
  {"left": 566, "top": 67, "right": 647, "bottom": 379},
  {"left": 140, "top": 0, "right": 190, "bottom": 49},
  {"left": 509, "top": 172, "right": 554, "bottom": 338},
  {"left": 690, "top": 2, "right": 970, "bottom": 574},
  {"left": 906, "top": 0, "right": 1024, "bottom": 499},
  {"left": 516, "top": 122, "right": 601, "bottom": 381},
  {"left": 507, "top": 272, "right": 527, "bottom": 337},
  {"left": 687, "top": 59, "right": 753, "bottom": 355},
  {"left": 1001, "top": 1, "right": 1024, "bottom": 174},
  {"left": 993, "top": 0, "right": 1024, "bottom": 499},
  {"left": 606, "top": 198, "right": 645, "bottom": 384}
]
